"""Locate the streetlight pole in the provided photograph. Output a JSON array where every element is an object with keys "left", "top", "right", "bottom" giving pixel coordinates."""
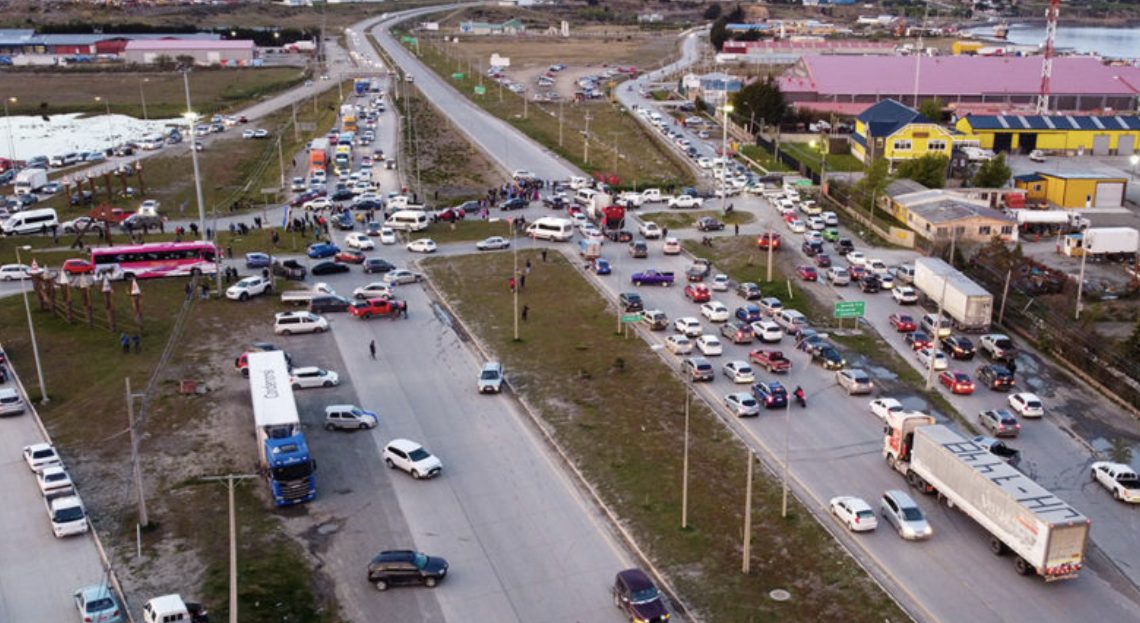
[
  {"left": 925, "top": 277, "right": 949, "bottom": 390},
  {"left": 720, "top": 103, "right": 734, "bottom": 213},
  {"left": 3, "top": 97, "right": 16, "bottom": 160},
  {"left": 15, "top": 245, "right": 48, "bottom": 403},
  {"left": 182, "top": 69, "right": 219, "bottom": 293},
  {"left": 781, "top": 393, "right": 791, "bottom": 517},
  {"left": 584, "top": 112, "right": 592, "bottom": 164},
  {"left": 139, "top": 78, "right": 149, "bottom": 121},
  {"left": 94, "top": 96, "right": 112, "bottom": 147},
  {"left": 682, "top": 389, "right": 690, "bottom": 529},
  {"left": 1076, "top": 230, "right": 1091, "bottom": 320}
]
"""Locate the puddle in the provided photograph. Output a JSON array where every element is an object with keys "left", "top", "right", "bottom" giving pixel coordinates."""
[{"left": 864, "top": 365, "right": 897, "bottom": 381}]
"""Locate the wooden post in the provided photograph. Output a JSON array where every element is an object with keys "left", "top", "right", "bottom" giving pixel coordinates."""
[
  {"left": 136, "top": 162, "right": 144, "bottom": 195},
  {"left": 80, "top": 276, "right": 94, "bottom": 327},
  {"left": 130, "top": 278, "right": 143, "bottom": 332},
  {"left": 103, "top": 173, "right": 113, "bottom": 199},
  {"left": 102, "top": 277, "right": 116, "bottom": 332}
]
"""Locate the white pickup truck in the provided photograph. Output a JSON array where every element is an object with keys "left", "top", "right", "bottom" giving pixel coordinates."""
[
  {"left": 668, "top": 195, "right": 704, "bottom": 209},
  {"left": 225, "top": 275, "right": 273, "bottom": 301},
  {"left": 280, "top": 282, "right": 335, "bottom": 305},
  {"left": 640, "top": 188, "right": 665, "bottom": 203}
]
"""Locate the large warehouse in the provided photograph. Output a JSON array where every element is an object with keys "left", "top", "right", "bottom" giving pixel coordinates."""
[
  {"left": 955, "top": 114, "right": 1140, "bottom": 155},
  {"left": 123, "top": 39, "right": 256, "bottom": 66},
  {"left": 779, "top": 55, "right": 1140, "bottom": 113}
]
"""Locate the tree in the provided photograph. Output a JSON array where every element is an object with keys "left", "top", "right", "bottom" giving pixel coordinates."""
[
  {"left": 703, "top": 3, "right": 722, "bottom": 20},
  {"left": 917, "top": 97, "right": 945, "bottom": 123},
  {"left": 896, "top": 154, "right": 949, "bottom": 188},
  {"left": 710, "top": 17, "right": 729, "bottom": 51},
  {"left": 856, "top": 158, "right": 891, "bottom": 213},
  {"left": 972, "top": 153, "right": 1013, "bottom": 188},
  {"left": 731, "top": 75, "right": 786, "bottom": 131}
]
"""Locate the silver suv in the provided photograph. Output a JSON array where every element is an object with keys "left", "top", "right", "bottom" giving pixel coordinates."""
[
  {"left": 478, "top": 362, "right": 503, "bottom": 394},
  {"left": 681, "top": 357, "right": 714, "bottom": 382},
  {"left": 880, "top": 489, "right": 932, "bottom": 540}
]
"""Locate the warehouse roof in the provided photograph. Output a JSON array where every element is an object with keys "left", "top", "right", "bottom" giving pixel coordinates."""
[
  {"left": 124, "top": 39, "right": 254, "bottom": 51},
  {"left": 885, "top": 178, "right": 930, "bottom": 198},
  {"left": 780, "top": 55, "right": 1140, "bottom": 97},
  {"left": 0, "top": 32, "right": 222, "bottom": 46},
  {"left": 1040, "top": 171, "right": 1127, "bottom": 180},
  {"left": 908, "top": 198, "right": 1013, "bottom": 225},
  {"left": 961, "top": 114, "right": 1140, "bottom": 131}
]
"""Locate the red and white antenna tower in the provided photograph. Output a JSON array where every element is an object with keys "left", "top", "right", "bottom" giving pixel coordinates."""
[{"left": 1036, "top": 0, "right": 1061, "bottom": 114}]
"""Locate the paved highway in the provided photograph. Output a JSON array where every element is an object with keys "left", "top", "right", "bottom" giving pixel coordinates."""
[{"left": 368, "top": 6, "right": 1140, "bottom": 621}]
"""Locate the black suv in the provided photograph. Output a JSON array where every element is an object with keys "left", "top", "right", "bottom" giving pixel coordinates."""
[
  {"left": 620, "top": 292, "right": 644, "bottom": 312},
  {"left": 834, "top": 238, "right": 855, "bottom": 256},
  {"left": 801, "top": 241, "right": 822, "bottom": 257},
  {"left": 941, "top": 335, "right": 976, "bottom": 360},
  {"left": 859, "top": 276, "right": 881, "bottom": 293},
  {"left": 613, "top": 569, "right": 670, "bottom": 623},
  {"left": 499, "top": 197, "right": 528, "bottom": 211},
  {"left": 696, "top": 216, "right": 724, "bottom": 232},
  {"left": 976, "top": 364, "right": 1015, "bottom": 391},
  {"left": 366, "top": 550, "right": 448, "bottom": 591}
]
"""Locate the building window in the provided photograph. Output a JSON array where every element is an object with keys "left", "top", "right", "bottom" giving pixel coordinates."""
[
  {"left": 893, "top": 139, "right": 912, "bottom": 151},
  {"left": 979, "top": 225, "right": 992, "bottom": 235},
  {"left": 936, "top": 227, "right": 947, "bottom": 237},
  {"left": 1001, "top": 226, "right": 1013, "bottom": 235},
  {"left": 928, "top": 140, "right": 947, "bottom": 151}
]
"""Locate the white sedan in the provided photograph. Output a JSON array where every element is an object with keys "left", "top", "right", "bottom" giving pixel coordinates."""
[
  {"left": 303, "top": 197, "right": 332, "bottom": 211},
  {"left": 806, "top": 216, "right": 826, "bottom": 231},
  {"left": 892, "top": 286, "right": 918, "bottom": 305},
  {"left": 710, "top": 274, "right": 730, "bottom": 291},
  {"left": 696, "top": 335, "right": 723, "bottom": 356},
  {"left": 353, "top": 282, "right": 394, "bottom": 300},
  {"left": 786, "top": 218, "right": 806, "bottom": 233},
  {"left": 846, "top": 251, "right": 868, "bottom": 267},
  {"left": 1008, "top": 392, "right": 1044, "bottom": 418},
  {"left": 673, "top": 317, "right": 703, "bottom": 337},
  {"left": 700, "top": 301, "right": 730, "bottom": 323},
  {"left": 664, "top": 335, "right": 693, "bottom": 355},
  {"left": 379, "top": 227, "right": 397, "bottom": 245},
  {"left": 407, "top": 239, "right": 438, "bottom": 253},
  {"left": 869, "top": 397, "right": 905, "bottom": 421},
  {"left": 383, "top": 269, "right": 423, "bottom": 285},
  {"left": 290, "top": 367, "right": 340, "bottom": 390},
  {"left": 476, "top": 236, "right": 510, "bottom": 251},
  {"left": 0, "top": 264, "right": 33, "bottom": 281},
  {"left": 724, "top": 392, "right": 760, "bottom": 417},
  {"left": 915, "top": 348, "right": 948, "bottom": 371},
  {"left": 829, "top": 496, "right": 878, "bottom": 532},
  {"left": 722, "top": 360, "right": 755, "bottom": 384},
  {"left": 345, "top": 232, "right": 375, "bottom": 250},
  {"left": 36, "top": 465, "right": 73, "bottom": 495}
]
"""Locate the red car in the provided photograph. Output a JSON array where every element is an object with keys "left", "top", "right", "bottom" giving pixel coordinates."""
[
  {"left": 848, "top": 265, "right": 867, "bottom": 280},
  {"left": 905, "top": 330, "right": 932, "bottom": 350},
  {"left": 756, "top": 233, "right": 781, "bottom": 250},
  {"left": 796, "top": 265, "right": 818, "bottom": 281},
  {"left": 939, "top": 370, "right": 975, "bottom": 395},
  {"left": 684, "top": 284, "right": 711, "bottom": 302},
  {"left": 889, "top": 313, "right": 916, "bottom": 332},
  {"left": 814, "top": 253, "right": 832, "bottom": 268},
  {"left": 432, "top": 207, "right": 466, "bottom": 223},
  {"left": 335, "top": 250, "right": 366, "bottom": 264},
  {"left": 62, "top": 258, "right": 94, "bottom": 275}
]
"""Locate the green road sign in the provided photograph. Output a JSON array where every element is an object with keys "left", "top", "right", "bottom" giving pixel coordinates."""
[
  {"left": 451, "top": 73, "right": 465, "bottom": 80},
  {"left": 400, "top": 36, "right": 417, "bottom": 44},
  {"left": 621, "top": 314, "right": 641, "bottom": 323},
  {"left": 474, "top": 85, "right": 486, "bottom": 95},
  {"left": 833, "top": 301, "right": 865, "bottom": 319}
]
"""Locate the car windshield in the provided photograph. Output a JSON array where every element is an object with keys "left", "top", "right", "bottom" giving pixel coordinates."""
[
  {"left": 413, "top": 552, "right": 429, "bottom": 569},
  {"left": 741, "top": 398, "right": 757, "bottom": 407},
  {"left": 409, "top": 448, "right": 431, "bottom": 461},
  {"left": 630, "top": 585, "right": 660, "bottom": 604},
  {"left": 54, "top": 506, "right": 85, "bottom": 522},
  {"left": 85, "top": 596, "right": 115, "bottom": 611},
  {"left": 1026, "top": 400, "right": 1041, "bottom": 408},
  {"left": 480, "top": 370, "right": 500, "bottom": 380},
  {"left": 272, "top": 462, "right": 315, "bottom": 480},
  {"left": 901, "top": 506, "right": 924, "bottom": 521}
]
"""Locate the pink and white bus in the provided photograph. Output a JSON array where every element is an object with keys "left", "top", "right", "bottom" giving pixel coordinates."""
[{"left": 90, "top": 241, "right": 219, "bottom": 280}]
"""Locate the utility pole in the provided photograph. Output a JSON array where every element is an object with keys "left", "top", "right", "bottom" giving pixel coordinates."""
[
  {"left": 126, "top": 378, "right": 148, "bottom": 528},
  {"left": 925, "top": 277, "right": 950, "bottom": 390},
  {"left": 781, "top": 395, "right": 791, "bottom": 518},
  {"left": 201, "top": 474, "right": 258, "bottom": 623},
  {"left": 512, "top": 219, "right": 519, "bottom": 341},
  {"left": 584, "top": 112, "right": 592, "bottom": 164},
  {"left": 999, "top": 268, "right": 1012, "bottom": 324},
  {"left": 292, "top": 102, "right": 299, "bottom": 141},
  {"left": 682, "top": 389, "right": 690, "bottom": 529},
  {"left": 1075, "top": 232, "right": 1090, "bottom": 320},
  {"left": 558, "top": 99, "right": 563, "bottom": 147},
  {"left": 742, "top": 448, "right": 753, "bottom": 574},
  {"left": 766, "top": 223, "right": 775, "bottom": 282}
]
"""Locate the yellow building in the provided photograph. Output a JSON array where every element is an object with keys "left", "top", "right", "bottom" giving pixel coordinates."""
[
  {"left": 852, "top": 99, "right": 955, "bottom": 168},
  {"left": 1013, "top": 171, "right": 1128, "bottom": 208},
  {"left": 955, "top": 114, "right": 1140, "bottom": 156}
]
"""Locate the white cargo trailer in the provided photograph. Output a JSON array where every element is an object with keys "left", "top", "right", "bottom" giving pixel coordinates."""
[{"left": 913, "top": 257, "right": 993, "bottom": 332}]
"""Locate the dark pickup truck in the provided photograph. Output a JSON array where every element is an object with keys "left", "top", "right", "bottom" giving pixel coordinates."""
[
  {"left": 272, "top": 259, "right": 307, "bottom": 281},
  {"left": 749, "top": 349, "right": 792, "bottom": 373},
  {"left": 686, "top": 259, "right": 711, "bottom": 282},
  {"left": 972, "top": 435, "right": 1021, "bottom": 468},
  {"left": 631, "top": 269, "right": 675, "bottom": 286}
]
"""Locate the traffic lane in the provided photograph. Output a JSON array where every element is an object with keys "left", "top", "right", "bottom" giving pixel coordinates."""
[
  {"left": 371, "top": 18, "right": 576, "bottom": 182},
  {"left": 326, "top": 274, "right": 630, "bottom": 623},
  {"left": 851, "top": 284, "right": 1140, "bottom": 583},
  {"left": 279, "top": 326, "right": 445, "bottom": 622},
  {"left": 0, "top": 386, "right": 106, "bottom": 622},
  {"left": 577, "top": 239, "right": 1140, "bottom": 622}
]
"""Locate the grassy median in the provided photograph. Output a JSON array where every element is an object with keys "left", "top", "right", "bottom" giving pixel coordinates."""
[{"left": 424, "top": 250, "right": 904, "bottom": 622}]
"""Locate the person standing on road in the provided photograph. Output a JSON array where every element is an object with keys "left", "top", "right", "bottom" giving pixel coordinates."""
[
  {"left": 662, "top": 226, "right": 669, "bottom": 239},
  {"left": 402, "top": 301, "right": 409, "bottom": 318},
  {"left": 369, "top": 340, "right": 376, "bottom": 360}
]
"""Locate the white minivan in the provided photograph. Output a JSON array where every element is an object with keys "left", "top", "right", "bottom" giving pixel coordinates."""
[
  {"left": 574, "top": 188, "right": 598, "bottom": 207},
  {"left": 384, "top": 210, "right": 429, "bottom": 232},
  {"left": 526, "top": 217, "right": 574, "bottom": 242},
  {"left": 2, "top": 208, "right": 58, "bottom": 236}
]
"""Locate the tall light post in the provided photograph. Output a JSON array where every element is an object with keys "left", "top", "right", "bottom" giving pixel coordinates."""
[
  {"left": 94, "top": 96, "right": 112, "bottom": 147},
  {"left": 3, "top": 96, "right": 16, "bottom": 160},
  {"left": 182, "top": 69, "right": 220, "bottom": 293},
  {"left": 924, "top": 277, "right": 950, "bottom": 390},
  {"left": 720, "top": 103, "right": 734, "bottom": 213},
  {"left": 139, "top": 78, "right": 149, "bottom": 121},
  {"left": 15, "top": 245, "right": 48, "bottom": 403}
]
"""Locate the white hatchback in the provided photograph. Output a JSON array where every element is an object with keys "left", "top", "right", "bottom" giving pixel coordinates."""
[
  {"left": 696, "top": 335, "right": 723, "bottom": 356},
  {"left": 1008, "top": 392, "right": 1044, "bottom": 418},
  {"left": 673, "top": 317, "right": 703, "bottom": 337},
  {"left": 830, "top": 496, "right": 878, "bottom": 533},
  {"left": 290, "top": 367, "right": 340, "bottom": 389},
  {"left": 700, "top": 301, "right": 730, "bottom": 323},
  {"left": 345, "top": 232, "right": 375, "bottom": 250},
  {"left": 664, "top": 335, "right": 693, "bottom": 355}
]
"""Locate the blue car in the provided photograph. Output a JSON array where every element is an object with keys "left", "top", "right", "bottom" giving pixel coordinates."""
[
  {"left": 307, "top": 242, "right": 340, "bottom": 259},
  {"left": 751, "top": 381, "right": 788, "bottom": 409},
  {"left": 735, "top": 304, "right": 762, "bottom": 323},
  {"left": 245, "top": 252, "right": 271, "bottom": 268},
  {"left": 73, "top": 584, "right": 124, "bottom": 623},
  {"left": 593, "top": 257, "right": 611, "bottom": 275}
]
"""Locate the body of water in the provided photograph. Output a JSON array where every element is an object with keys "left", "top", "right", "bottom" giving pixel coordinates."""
[{"left": 965, "top": 24, "right": 1140, "bottom": 59}]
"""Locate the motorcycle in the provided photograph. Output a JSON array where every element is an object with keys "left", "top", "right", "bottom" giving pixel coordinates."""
[{"left": 794, "top": 390, "right": 806, "bottom": 408}]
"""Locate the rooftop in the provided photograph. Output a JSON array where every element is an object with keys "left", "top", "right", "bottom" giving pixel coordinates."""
[
  {"left": 124, "top": 39, "right": 254, "bottom": 51},
  {"left": 780, "top": 55, "right": 1140, "bottom": 97},
  {"left": 858, "top": 99, "right": 931, "bottom": 138},
  {"left": 961, "top": 114, "right": 1140, "bottom": 131},
  {"left": 909, "top": 198, "right": 1013, "bottom": 225},
  {"left": 1040, "top": 171, "right": 1128, "bottom": 180}
]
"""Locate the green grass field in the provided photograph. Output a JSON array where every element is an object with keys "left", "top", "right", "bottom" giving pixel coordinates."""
[{"left": 779, "top": 142, "right": 864, "bottom": 174}]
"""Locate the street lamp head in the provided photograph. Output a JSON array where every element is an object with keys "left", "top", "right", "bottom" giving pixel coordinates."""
[
  {"left": 182, "top": 111, "right": 199, "bottom": 122},
  {"left": 809, "top": 140, "right": 818, "bottom": 149},
  {"left": 19, "top": 245, "right": 31, "bottom": 251},
  {"left": 7, "top": 97, "right": 15, "bottom": 104},
  {"left": 722, "top": 104, "right": 734, "bottom": 113},
  {"left": 1131, "top": 155, "right": 1139, "bottom": 166}
]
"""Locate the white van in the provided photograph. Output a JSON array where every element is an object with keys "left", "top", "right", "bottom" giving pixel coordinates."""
[
  {"left": 526, "top": 217, "right": 574, "bottom": 242},
  {"left": 574, "top": 188, "right": 598, "bottom": 207},
  {"left": 139, "top": 134, "right": 166, "bottom": 150},
  {"left": 774, "top": 309, "right": 809, "bottom": 334},
  {"left": 143, "top": 594, "right": 205, "bottom": 623},
  {"left": 2, "top": 208, "right": 58, "bottom": 235},
  {"left": 384, "top": 210, "right": 429, "bottom": 232}
]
